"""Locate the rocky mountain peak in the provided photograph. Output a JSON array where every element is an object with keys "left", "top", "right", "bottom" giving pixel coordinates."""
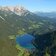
[
  {"left": 0, "top": 6, "right": 29, "bottom": 16},
  {"left": 14, "top": 6, "right": 29, "bottom": 16}
]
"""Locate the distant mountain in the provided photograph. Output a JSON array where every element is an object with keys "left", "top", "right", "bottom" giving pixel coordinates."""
[
  {"left": 34, "top": 12, "right": 56, "bottom": 18},
  {"left": 0, "top": 6, "right": 56, "bottom": 38}
]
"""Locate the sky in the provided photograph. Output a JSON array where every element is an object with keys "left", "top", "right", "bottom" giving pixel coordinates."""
[{"left": 0, "top": 0, "right": 56, "bottom": 12}]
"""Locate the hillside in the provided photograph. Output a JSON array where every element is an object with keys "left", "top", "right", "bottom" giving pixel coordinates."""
[
  {"left": 0, "top": 6, "right": 56, "bottom": 38},
  {"left": 0, "top": 6, "right": 56, "bottom": 56}
]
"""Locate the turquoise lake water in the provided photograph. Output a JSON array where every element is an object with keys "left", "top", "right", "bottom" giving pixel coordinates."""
[{"left": 16, "top": 34, "right": 35, "bottom": 50}]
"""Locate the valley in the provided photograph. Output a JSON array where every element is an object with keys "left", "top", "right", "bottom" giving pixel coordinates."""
[{"left": 0, "top": 6, "right": 56, "bottom": 56}]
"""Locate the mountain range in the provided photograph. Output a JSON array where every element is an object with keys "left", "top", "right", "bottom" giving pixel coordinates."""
[
  {"left": 0, "top": 6, "right": 56, "bottom": 56},
  {"left": 0, "top": 6, "right": 56, "bottom": 38},
  {"left": 34, "top": 12, "right": 56, "bottom": 18}
]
